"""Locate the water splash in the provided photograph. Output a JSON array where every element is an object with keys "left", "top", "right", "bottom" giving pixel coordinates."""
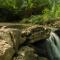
[{"left": 47, "top": 31, "right": 60, "bottom": 60}]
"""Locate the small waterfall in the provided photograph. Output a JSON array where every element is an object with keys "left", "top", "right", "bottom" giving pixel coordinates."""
[{"left": 47, "top": 30, "right": 60, "bottom": 60}]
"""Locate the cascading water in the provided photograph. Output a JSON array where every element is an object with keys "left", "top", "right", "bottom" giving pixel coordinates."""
[{"left": 47, "top": 30, "right": 60, "bottom": 60}]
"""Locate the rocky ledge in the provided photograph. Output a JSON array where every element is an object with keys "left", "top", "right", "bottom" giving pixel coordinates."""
[{"left": 0, "top": 24, "right": 52, "bottom": 60}]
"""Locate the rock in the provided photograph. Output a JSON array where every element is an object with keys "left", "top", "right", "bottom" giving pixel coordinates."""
[
  {"left": 0, "top": 40, "right": 15, "bottom": 60},
  {"left": 5, "top": 28, "right": 26, "bottom": 51},
  {"left": 0, "top": 25, "right": 50, "bottom": 60},
  {"left": 21, "top": 25, "right": 51, "bottom": 43},
  {"left": 0, "top": 29, "right": 13, "bottom": 46},
  {"left": 38, "top": 57, "right": 48, "bottom": 60},
  {"left": 13, "top": 46, "right": 48, "bottom": 60},
  {"left": 31, "top": 39, "right": 49, "bottom": 58},
  {"left": 13, "top": 46, "right": 38, "bottom": 60},
  {"left": 0, "top": 28, "right": 26, "bottom": 51}
]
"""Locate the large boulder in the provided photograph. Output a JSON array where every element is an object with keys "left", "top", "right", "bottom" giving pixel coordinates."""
[
  {"left": 0, "top": 40, "right": 15, "bottom": 60},
  {"left": 0, "top": 27, "right": 26, "bottom": 51},
  {"left": 13, "top": 46, "right": 48, "bottom": 60},
  {"left": 21, "top": 25, "right": 51, "bottom": 43}
]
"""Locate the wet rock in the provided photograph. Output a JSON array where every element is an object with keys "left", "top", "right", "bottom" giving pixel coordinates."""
[
  {"left": 13, "top": 46, "right": 38, "bottom": 60},
  {"left": 13, "top": 46, "right": 48, "bottom": 60},
  {"left": 22, "top": 25, "right": 51, "bottom": 43},
  {"left": 0, "top": 40, "right": 15, "bottom": 60}
]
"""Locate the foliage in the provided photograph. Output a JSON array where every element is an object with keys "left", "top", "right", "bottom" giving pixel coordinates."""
[
  {"left": 20, "top": 15, "right": 53, "bottom": 24},
  {"left": 0, "top": 0, "right": 60, "bottom": 23},
  {"left": 0, "top": 0, "right": 49, "bottom": 13},
  {"left": 47, "top": 0, "right": 60, "bottom": 18}
]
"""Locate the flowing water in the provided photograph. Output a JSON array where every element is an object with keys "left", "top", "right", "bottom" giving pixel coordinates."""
[{"left": 47, "top": 30, "right": 60, "bottom": 60}]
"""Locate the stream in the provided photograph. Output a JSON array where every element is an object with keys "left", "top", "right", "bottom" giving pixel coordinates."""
[{"left": 47, "top": 29, "right": 60, "bottom": 60}]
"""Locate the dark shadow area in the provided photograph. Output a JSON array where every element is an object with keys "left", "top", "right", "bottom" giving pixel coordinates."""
[{"left": 30, "top": 39, "right": 49, "bottom": 59}]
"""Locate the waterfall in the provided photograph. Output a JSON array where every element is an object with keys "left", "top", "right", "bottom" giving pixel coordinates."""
[{"left": 47, "top": 30, "right": 60, "bottom": 60}]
